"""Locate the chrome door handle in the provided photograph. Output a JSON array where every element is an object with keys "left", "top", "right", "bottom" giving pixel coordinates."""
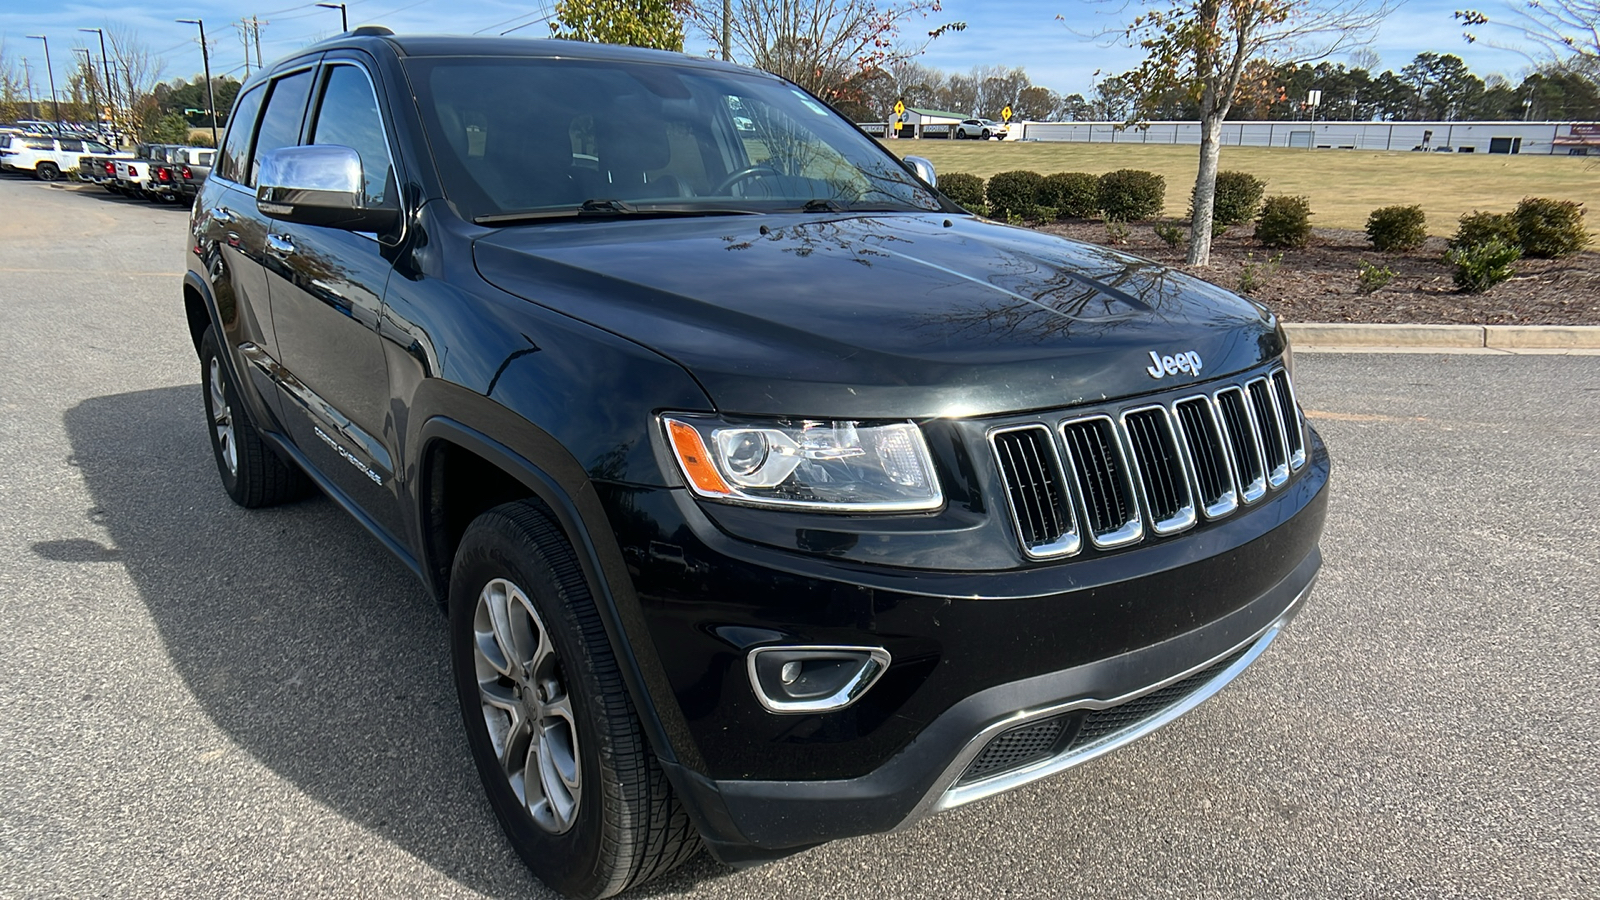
[
  {"left": 266, "top": 233, "right": 296, "bottom": 257},
  {"left": 210, "top": 206, "right": 234, "bottom": 223}
]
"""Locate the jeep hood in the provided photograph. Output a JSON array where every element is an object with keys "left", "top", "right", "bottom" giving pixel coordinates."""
[{"left": 474, "top": 213, "right": 1284, "bottom": 418}]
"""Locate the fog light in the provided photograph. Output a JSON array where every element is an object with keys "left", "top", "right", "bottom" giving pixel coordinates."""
[{"left": 747, "top": 645, "right": 891, "bottom": 714}]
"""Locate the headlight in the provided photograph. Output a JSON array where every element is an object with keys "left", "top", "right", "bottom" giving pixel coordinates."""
[{"left": 662, "top": 415, "right": 943, "bottom": 512}]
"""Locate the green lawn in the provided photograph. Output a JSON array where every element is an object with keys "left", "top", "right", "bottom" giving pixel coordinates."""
[{"left": 883, "top": 140, "right": 1600, "bottom": 238}]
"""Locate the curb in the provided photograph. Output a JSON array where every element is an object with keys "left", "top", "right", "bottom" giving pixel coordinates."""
[{"left": 1284, "top": 322, "right": 1600, "bottom": 350}]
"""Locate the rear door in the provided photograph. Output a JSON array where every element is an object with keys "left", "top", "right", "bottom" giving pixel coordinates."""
[
  {"left": 262, "top": 55, "right": 405, "bottom": 537},
  {"left": 55, "top": 139, "right": 83, "bottom": 172}
]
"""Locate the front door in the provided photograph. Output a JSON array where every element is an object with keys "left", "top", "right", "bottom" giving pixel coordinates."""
[{"left": 263, "top": 58, "right": 405, "bottom": 539}]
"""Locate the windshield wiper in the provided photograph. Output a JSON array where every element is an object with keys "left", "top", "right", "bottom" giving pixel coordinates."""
[
  {"left": 475, "top": 199, "right": 761, "bottom": 226},
  {"left": 794, "top": 198, "right": 914, "bottom": 214}
]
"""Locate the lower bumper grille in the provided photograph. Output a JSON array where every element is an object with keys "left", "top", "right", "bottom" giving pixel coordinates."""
[{"left": 957, "top": 644, "right": 1253, "bottom": 787}]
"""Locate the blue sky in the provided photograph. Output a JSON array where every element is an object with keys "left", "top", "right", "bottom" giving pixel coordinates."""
[{"left": 0, "top": 0, "right": 1542, "bottom": 97}]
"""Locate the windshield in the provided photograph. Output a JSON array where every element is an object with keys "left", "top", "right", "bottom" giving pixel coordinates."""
[{"left": 405, "top": 55, "right": 947, "bottom": 222}]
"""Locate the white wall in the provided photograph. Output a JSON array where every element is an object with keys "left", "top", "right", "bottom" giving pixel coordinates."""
[{"left": 1014, "top": 120, "right": 1577, "bottom": 155}]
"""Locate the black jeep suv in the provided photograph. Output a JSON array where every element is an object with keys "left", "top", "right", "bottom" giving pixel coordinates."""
[{"left": 183, "top": 30, "right": 1329, "bottom": 899}]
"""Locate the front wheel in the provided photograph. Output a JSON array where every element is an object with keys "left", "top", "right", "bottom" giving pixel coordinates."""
[
  {"left": 450, "top": 502, "right": 700, "bottom": 899},
  {"left": 34, "top": 162, "right": 60, "bottom": 181}
]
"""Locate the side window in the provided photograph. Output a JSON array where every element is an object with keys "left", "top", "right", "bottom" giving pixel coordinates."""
[
  {"left": 217, "top": 84, "right": 265, "bottom": 183},
  {"left": 308, "top": 64, "right": 394, "bottom": 206},
  {"left": 250, "top": 69, "right": 315, "bottom": 187},
  {"left": 59, "top": 139, "right": 83, "bottom": 153}
]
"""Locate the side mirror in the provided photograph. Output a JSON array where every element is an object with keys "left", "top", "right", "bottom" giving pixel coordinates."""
[
  {"left": 256, "top": 144, "right": 398, "bottom": 233},
  {"left": 903, "top": 155, "right": 937, "bottom": 187}
]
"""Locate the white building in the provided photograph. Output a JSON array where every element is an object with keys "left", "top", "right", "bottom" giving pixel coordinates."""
[{"left": 1012, "top": 120, "right": 1599, "bottom": 155}]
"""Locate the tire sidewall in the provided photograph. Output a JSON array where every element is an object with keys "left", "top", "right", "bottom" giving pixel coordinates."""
[
  {"left": 36, "top": 163, "right": 59, "bottom": 181},
  {"left": 198, "top": 328, "right": 245, "bottom": 499},
  {"left": 449, "top": 521, "right": 616, "bottom": 899}
]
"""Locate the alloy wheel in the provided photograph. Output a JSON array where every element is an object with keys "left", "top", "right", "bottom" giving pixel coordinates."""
[
  {"left": 208, "top": 357, "right": 238, "bottom": 476},
  {"left": 473, "top": 577, "right": 582, "bottom": 834}
]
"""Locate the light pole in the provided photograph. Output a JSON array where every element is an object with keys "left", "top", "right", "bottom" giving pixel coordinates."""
[
  {"left": 316, "top": 3, "right": 349, "bottom": 31},
  {"left": 177, "top": 19, "right": 219, "bottom": 148},
  {"left": 27, "top": 35, "right": 62, "bottom": 131},
  {"left": 80, "top": 28, "right": 117, "bottom": 139},
  {"left": 75, "top": 48, "right": 101, "bottom": 134}
]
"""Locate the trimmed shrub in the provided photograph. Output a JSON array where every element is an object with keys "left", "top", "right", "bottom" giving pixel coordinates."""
[
  {"left": 1450, "top": 211, "right": 1519, "bottom": 251},
  {"left": 939, "top": 172, "right": 987, "bottom": 215},
  {"left": 1211, "top": 171, "right": 1266, "bottom": 226},
  {"left": 1255, "top": 195, "right": 1313, "bottom": 249},
  {"left": 1512, "top": 197, "right": 1590, "bottom": 258},
  {"left": 987, "top": 170, "right": 1044, "bottom": 220},
  {"left": 1038, "top": 172, "right": 1100, "bottom": 219},
  {"left": 1365, "top": 205, "right": 1428, "bottom": 252},
  {"left": 1097, "top": 169, "right": 1166, "bottom": 222},
  {"left": 1447, "top": 237, "right": 1521, "bottom": 292}
]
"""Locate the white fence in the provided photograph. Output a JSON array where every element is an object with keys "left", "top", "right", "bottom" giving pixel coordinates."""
[{"left": 1012, "top": 120, "right": 1591, "bottom": 155}]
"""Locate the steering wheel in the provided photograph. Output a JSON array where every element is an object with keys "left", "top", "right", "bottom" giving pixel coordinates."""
[{"left": 714, "top": 164, "right": 781, "bottom": 196}]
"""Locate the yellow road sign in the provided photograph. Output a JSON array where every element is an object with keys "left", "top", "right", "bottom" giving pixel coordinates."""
[
  {"left": 894, "top": 100, "right": 906, "bottom": 116},
  {"left": 1001, "top": 105, "right": 1013, "bottom": 123}
]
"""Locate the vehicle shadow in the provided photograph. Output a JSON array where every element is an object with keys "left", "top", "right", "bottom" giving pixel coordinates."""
[{"left": 61, "top": 386, "right": 731, "bottom": 898}]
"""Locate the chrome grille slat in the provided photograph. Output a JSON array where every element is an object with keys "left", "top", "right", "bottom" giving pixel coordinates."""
[
  {"left": 1173, "top": 396, "right": 1238, "bottom": 519},
  {"left": 990, "top": 367, "right": 1304, "bottom": 558},
  {"left": 1246, "top": 377, "right": 1290, "bottom": 488},
  {"left": 1121, "top": 406, "right": 1196, "bottom": 534},
  {"left": 1270, "top": 370, "right": 1306, "bottom": 470},
  {"left": 1060, "top": 417, "right": 1143, "bottom": 548},
  {"left": 990, "top": 426, "right": 1080, "bottom": 558},
  {"left": 1215, "top": 387, "right": 1267, "bottom": 503}
]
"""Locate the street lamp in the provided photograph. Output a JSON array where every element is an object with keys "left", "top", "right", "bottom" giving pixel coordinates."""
[
  {"left": 26, "top": 35, "right": 62, "bottom": 131},
  {"left": 316, "top": 3, "right": 349, "bottom": 31},
  {"left": 176, "top": 19, "right": 219, "bottom": 148},
  {"left": 79, "top": 27, "right": 118, "bottom": 139},
  {"left": 74, "top": 48, "right": 101, "bottom": 135}
]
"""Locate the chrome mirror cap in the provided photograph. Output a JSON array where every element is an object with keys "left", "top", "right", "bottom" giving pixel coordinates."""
[
  {"left": 903, "top": 155, "right": 937, "bottom": 187},
  {"left": 255, "top": 144, "right": 397, "bottom": 232}
]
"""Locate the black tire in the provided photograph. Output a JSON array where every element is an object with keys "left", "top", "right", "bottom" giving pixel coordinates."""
[
  {"left": 980, "top": 129, "right": 990, "bottom": 140},
  {"left": 449, "top": 502, "right": 700, "bottom": 900},
  {"left": 198, "top": 326, "right": 307, "bottom": 507},
  {"left": 35, "top": 162, "right": 60, "bottom": 181}
]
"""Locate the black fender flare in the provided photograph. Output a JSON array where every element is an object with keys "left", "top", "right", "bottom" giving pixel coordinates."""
[{"left": 413, "top": 413, "right": 705, "bottom": 775}]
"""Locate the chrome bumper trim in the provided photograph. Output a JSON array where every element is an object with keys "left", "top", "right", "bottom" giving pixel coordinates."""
[{"left": 900, "top": 574, "right": 1316, "bottom": 825}]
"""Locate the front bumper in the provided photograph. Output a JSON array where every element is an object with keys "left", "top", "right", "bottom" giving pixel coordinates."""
[
  {"left": 662, "top": 546, "right": 1319, "bottom": 864},
  {"left": 602, "top": 425, "right": 1329, "bottom": 863}
]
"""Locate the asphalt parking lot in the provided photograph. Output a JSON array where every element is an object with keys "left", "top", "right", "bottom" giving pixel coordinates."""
[{"left": 1, "top": 173, "right": 1596, "bottom": 899}]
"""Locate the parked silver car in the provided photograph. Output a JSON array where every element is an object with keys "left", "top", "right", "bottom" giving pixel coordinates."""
[{"left": 954, "top": 118, "right": 1007, "bottom": 140}]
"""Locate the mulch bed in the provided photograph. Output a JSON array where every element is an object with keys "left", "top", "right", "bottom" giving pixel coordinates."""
[{"left": 1033, "top": 221, "right": 1600, "bottom": 326}]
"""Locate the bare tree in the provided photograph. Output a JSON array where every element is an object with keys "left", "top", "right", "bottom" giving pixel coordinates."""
[
  {"left": 1105, "top": 0, "right": 1390, "bottom": 266},
  {"left": 106, "top": 24, "right": 167, "bottom": 138},
  {"left": 684, "top": 0, "right": 963, "bottom": 101},
  {"left": 1456, "top": 0, "right": 1599, "bottom": 74}
]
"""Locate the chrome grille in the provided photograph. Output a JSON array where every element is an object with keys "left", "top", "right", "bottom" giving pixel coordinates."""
[
  {"left": 990, "top": 367, "right": 1305, "bottom": 557},
  {"left": 1121, "top": 407, "right": 1195, "bottom": 534},
  {"left": 1060, "top": 416, "right": 1143, "bottom": 548},
  {"left": 990, "top": 426, "right": 1080, "bottom": 558}
]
